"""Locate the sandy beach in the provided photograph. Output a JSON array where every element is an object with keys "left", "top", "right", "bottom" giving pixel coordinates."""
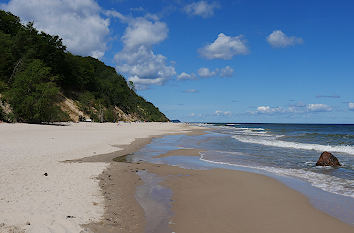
[
  {"left": 0, "top": 122, "right": 197, "bottom": 233},
  {"left": 0, "top": 122, "right": 353, "bottom": 233}
]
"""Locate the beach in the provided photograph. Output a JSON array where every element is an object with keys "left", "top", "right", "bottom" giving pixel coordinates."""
[
  {"left": 0, "top": 123, "right": 353, "bottom": 233},
  {"left": 0, "top": 122, "right": 198, "bottom": 232}
]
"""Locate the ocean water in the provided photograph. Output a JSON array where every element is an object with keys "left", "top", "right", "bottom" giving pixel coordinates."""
[
  {"left": 203, "top": 123, "right": 354, "bottom": 198},
  {"left": 133, "top": 123, "right": 354, "bottom": 198},
  {"left": 131, "top": 123, "right": 354, "bottom": 224}
]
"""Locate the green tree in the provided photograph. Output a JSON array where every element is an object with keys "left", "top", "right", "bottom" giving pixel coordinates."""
[
  {"left": 0, "top": 10, "right": 21, "bottom": 36},
  {"left": 128, "top": 81, "right": 136, "bottom": 92},
  {"left": 0, "top": 9, "right": 169, "bottom": 123},
  {"left": 6, "top": 60, "right": 62, "bottom": 123},
  {"left": 104, "top": 107, "right": 118, "bottom": 122}
]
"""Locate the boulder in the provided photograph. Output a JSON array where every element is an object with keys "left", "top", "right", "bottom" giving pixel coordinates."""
[{"left": 316, "top": 151, "right": 341, "bottom": 167}]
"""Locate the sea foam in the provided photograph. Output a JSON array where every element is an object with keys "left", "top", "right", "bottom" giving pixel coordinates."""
[{"left": 232, "top": 135, "right": 354, "bottom": 155}]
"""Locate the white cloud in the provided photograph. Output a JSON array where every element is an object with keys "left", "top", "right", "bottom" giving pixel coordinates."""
[
  {"left": 198, "top": 67, "right": 218, "bottom": 78},
  {"left": 114, "top": 14, "right": 175, "bottom": 89},
  {"left": 287, "top": 102, "right": 306, "bottom": 112},
  {"left": 184, "top": 1, "right": 220, "bottom": 18},
  {"left": 307, "top": 104, "right": 332, "bottom": 112},
  {"left": 177, "top": 72, "right": 196, "bottom": 80},
  {"left": 130, "top": 7, "right": 145, "bottom": 12},
  {"left": 116, "top": 46, "right": 176, "bottom": 88},
  {"left": 348, "top": 103, "right": 354, "bottom": 111},
  {"left": 180, "top": 66, "right": 234, "bottom": 80},
  {"left": 253, "top": 103, "right": 332, "bottom": 115},
  {"left": 220, "top": 65, "right": 234, "bottom": 77},
  {"left": 104, "top": 9, "right": 127, "bottom": 21},
  {"left": 256, "top": 106, "right": 283, "bottom": 114},
  {"left": 266, "top": 30, "right": 303, "bottom": 48},
  {"left": 215, "top": 110, "right": 231, "bottom": 116},
  {"left": 129, "top": 76, "right": 165, "bottom": 85},
  {"left": 183, "top": 89, "right": 198, "bottom": 93},
  {"left": 121, "top": 17, "right": 168, "bottom": 49},
  {"left": 190, "top": 112, "right": 203, "bottom": 117},
  {"left": 1, "top": 0, "right": 110, "bottom": 58},
  {"left": 199, "top": 33, "right": 248, "bottom": 59}
]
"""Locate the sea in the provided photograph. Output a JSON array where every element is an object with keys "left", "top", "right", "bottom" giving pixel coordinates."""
[
  {"left": 131, "top": 123, "right": 354, "bottom": 225},
  {"left": 204, "top": 123, "right": 354, "bottom": 198}
]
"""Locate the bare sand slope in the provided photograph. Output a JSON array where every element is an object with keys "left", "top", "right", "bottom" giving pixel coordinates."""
[{"left": 0, "top": 122, "right": 194, "bottom": 233}]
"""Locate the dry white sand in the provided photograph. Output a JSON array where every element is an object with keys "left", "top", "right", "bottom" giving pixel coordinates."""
[{"left": 0, "top": 122, "right": 192, "bottom": 233}]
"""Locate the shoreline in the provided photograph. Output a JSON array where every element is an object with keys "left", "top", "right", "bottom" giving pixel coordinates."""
[
  {"left": 81, "top": 128, "right": 209, "bottom": 232},
  {"left": 85, "top": 128, "right": 353, "bottom": 233},
  {"left": 0, "top": 123, "right": 352, "bottom": 232}
]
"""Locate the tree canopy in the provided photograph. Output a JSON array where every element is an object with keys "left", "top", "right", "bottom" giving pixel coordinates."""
[{"left": 0, "top": 10, "right": 169, "bottom": 123}]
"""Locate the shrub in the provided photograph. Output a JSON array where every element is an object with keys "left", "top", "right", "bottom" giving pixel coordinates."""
[{"left": 6, "top": 60, "right": 63, "bottom": 123}]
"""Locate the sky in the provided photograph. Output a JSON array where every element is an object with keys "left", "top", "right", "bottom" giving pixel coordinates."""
[{"left": 1, "top": 0, "right": 354, "bottom": 123}]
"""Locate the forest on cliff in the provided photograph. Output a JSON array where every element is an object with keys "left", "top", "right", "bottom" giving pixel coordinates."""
[{"left": 0, "top": 10, "right": 168, "bottom": 123}]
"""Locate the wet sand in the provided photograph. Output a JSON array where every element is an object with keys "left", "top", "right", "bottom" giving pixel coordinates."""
[
  {"left": 153, "top": 148, "right": 205, "bottom": 158},
  {"left": 86, "top": 131, "right": 353, "bottom": 233},
  {"left": 83, "top": 128, "right": 209, "bottom": 232}
]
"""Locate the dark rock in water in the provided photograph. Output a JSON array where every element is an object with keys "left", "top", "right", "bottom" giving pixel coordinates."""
[{"left": 316, "top": 151, "right": 341, "bottom": 167}]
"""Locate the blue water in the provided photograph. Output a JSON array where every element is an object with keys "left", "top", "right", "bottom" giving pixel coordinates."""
[
  {"left": 131, "top": 123, "right": 354, "bottom": 224},
  {"left": 203, "top": 123, "right": 354, "bottom": 197}
]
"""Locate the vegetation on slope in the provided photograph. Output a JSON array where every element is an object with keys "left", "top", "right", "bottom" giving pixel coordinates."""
[{"left": 0, "top": 10, "right": 169, "bottom": 123}]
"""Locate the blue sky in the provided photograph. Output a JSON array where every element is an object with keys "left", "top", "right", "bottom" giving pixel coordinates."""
[{"left": 1, "top": 0, "right": 354, "bottom": 123}]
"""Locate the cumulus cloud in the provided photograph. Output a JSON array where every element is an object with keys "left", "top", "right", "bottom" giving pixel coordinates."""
[
  {"left": 198, "top": 67, "right": 218, "bottom": 78},
  {"left": 253, "top": 103, "right": 332, "bottom": 114},
  {"left": 199, "top": 33, "right": 248, "bottom": 59},
  {"left": 256, "top": 106, "right": 283, "bottom": 114},
  {"left": 266, "top": 30, "right": 303, "bottom": 48},
  {"left": 184, "top": 1, "right": 220, "bottom": 18},
  {"left": 307, "top": 104, "right": 332, "bottom": 112},
  {"left": 177, "top": 72, "right": 196, "bottom": 80},
  {"left": 114, "top": 14, "right": 175, "bottom": 89},
  {"left": 215, "top": 110, "right": 231, "bottom": 116},
  {"left": 348, "top": 103, "right": 354, "bottom": 111},
  {"left": 286, "top": 102, "right": 306, "bottom": 113},
  {"left": 104, "top": 9, "right": 127, "bottom": 21},
  {"left": 129, "top": 76, "right": 165, "bottom": 86},
  {"left": 121, "top": 17, "right": 168, "bottom": 49},
  {"left": 1, "top": 0, "right": 110, "bottom": 58},
  {"left": 220, "top": 66, "right": 234, "bottom": 77},
  {"left": 190, "top": 112, "right": 202, "bottom": 117},
  {"left": 115, "top": 46, "right": 176, "bottom": 89},
  {"left": 180, "top": 65, "right": 234, "bottom": 80}
]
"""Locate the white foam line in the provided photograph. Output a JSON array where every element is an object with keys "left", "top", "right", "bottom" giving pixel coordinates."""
[{"left": 232, "top": 135, "right": 354, "bottom": 155}]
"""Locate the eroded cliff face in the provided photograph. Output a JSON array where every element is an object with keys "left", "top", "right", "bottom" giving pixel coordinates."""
[{"left": 59, "top": 96, "right": 151, "bottom": 123}]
